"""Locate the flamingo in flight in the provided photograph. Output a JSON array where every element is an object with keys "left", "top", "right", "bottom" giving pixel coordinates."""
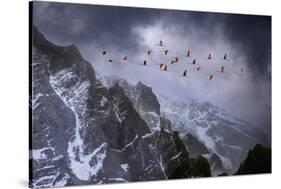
[
  {"left": 101, "top": 48, "right": 107, "bottom": 55},
  {"left": 186, "top": 50, "right": 191, "bottom": 57},
  {"left": 122, "top": 56, "right": 128, "bottom": 61},
  {"left": 191, "top": 59, "right": 197, "bottom": 65},
  {"left": 161, "top": 49, "right": 170, "bottom": 55},
  {"left": 146, "top": 49, "right": 152, "bottom": 55},
  {"left": 223, "top": 53, "right": 227, "bottom": 60},
  {"left": 160, "top": 64, "right": 168, "bottom": 71},
  {"left": 218, "top": 66, "right": 224, "bottom": 73},
  {"left": 183, "top": 69, "right": 187, "bottom": 77}
]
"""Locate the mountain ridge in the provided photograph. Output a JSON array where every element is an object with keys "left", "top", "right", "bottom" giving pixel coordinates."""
[
  {"left": 30, "top": 25, "right": 212, "bottom": 188},
  {"left": 99, "top": 74, "right": 267, "bottom": 175}
]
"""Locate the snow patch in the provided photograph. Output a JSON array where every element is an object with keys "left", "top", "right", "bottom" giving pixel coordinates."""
[
  {"left": 216, "top": 154, "right": 232, "bottom": 170},
  {"left": 100, "top": 96, "right": 108, "bottom": 107},
  {"left": 169, "top": 152, "right": 182, "bottom": 161},
  {"left": 159, "top": 155, "right": 165, "bottom": 171},
  {"left": 33, "top": 175, "right": 56, "bottom": 188},
  {"left": 121, "top": 135, "right": 138, "bottom": 151},
  {"left": 142, "top": 132, "right": 154, "bottom": 139},
  {"left": 113, "top": 103, "right": 123, "bottom": 123},
  {"left": 121, "top": 164, "right": 129, "bottom": 172},
  {"left": 32, "top": 147, "right": 55, "bottom": 160},
  {"left": 228, "top": 144, "right": 243, "bottom": 150},
  {"left": 108, "top": 178, "right": 127, "bottom": 182},
  {"left": 49, "top": 68, "right": 108, "bottom": 181},
  {"left": 111, "top": 135, "right": 139, "bottom": 153},
  {"left": 54, "top": 174, "right": 70, "bottom": 187},
  {"left": 196, "top": 127, "right": 215, "bottom": 150},
  {"left": 67, "top": 142, "right": 108, "bottom": 181}
]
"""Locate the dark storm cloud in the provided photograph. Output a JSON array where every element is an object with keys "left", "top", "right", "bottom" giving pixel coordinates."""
[
  {"left": 222, "top": 14, "right": 271, "bottom": 80},
  {"left": 33, "top": 1, "right": 161, "bottom": 53},
  {"left": 32, "top": 1, "right": 271, "bottom": 140},
  {"left": 143, "top": 11, "right": 271, "bottom": 80},
  {"left": 33, "top": 1, "right": 271, "bottom": 80}
]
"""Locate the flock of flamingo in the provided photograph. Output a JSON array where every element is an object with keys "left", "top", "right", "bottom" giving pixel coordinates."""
[{"left": 99, "top": 40, "right": 245, "bottom": 80}]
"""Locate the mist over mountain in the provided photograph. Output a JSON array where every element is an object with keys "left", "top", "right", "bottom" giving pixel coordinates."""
[{"left": 99, "top": 75, "right": 268, "bottom": 175}]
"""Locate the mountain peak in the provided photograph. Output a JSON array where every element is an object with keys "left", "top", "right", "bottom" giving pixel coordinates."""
[
  {"left": 136, "top": 81, "right": 144, "bottom": 86},
  {"left": 111, "top": 82, "right": 123, "bottom": 91},
  {"left": 235, "top": 144, "right": 271, "bottom": 175},
  {"left": 32, "top": 25, "right": 96, "bottom": 82},
  {"left": 32, "top": 25, "right": 83, "bottom": 62}
]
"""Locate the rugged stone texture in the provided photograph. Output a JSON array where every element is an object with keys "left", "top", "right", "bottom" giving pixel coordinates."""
[
  {"left": 182, "top": 133, "right": 209, "bottom": 157},
  {"left": 30, "top": 25, "right": 211, "bottom": 188},
  {"left": 100, "top": 76, "right": 162, "bottom": 131},
  {"left": 235, "top": 144, "right": 271, "bottom": 175}
]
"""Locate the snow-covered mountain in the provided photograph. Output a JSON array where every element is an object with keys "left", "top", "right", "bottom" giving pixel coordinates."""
[
  {"left": 100, "top": 76, "right": 162, "bottom": 131},
  {"left": 30, "top": 25, "right": 212, "bottom": 188},
  {"left": 100, "top": 75, "right": 266, "bottom": 175},
  {"left": 157, "top": 94, "right": 266, "bottom": 174}
]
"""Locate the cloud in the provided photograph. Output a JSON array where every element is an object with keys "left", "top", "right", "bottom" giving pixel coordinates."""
[
  {"left": 87, "top": 17, "right": 270, "bottom": 136},
  {"left": 32, "top": 2, "right": 271, "bottom": 138}
]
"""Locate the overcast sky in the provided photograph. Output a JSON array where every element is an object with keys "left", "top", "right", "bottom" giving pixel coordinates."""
[{"left": 32, "top": 1, "right": 271, "bottom": 138}]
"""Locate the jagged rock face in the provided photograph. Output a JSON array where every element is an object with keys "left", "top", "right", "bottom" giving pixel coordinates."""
[
  {"left": 160, "top": 117, "right": 172, "bottom": 131},
  {"left": 100, "top": 76, "right": 265, "bottom": 175},
  {"left": 100, "top": 76, "right": 240, "bottom": 175},
  {"left": 100, "top": 76, "right": 161, "bottom": 131},
  {"left": 31, "top": 47, "right": 79, "bottom": 187},
  {"left": 30, "top": 26, "right": 206, "bottom": 188},
  {"left": 182, "top": 133, "right": 209, "bottom": 157},
  {"left": 135, "top": 82, "right": 160, "bottom": 115},
  {"left": 235, "top": 144, "right": 271, "bottom": 175},
  {"left": 182, "top": 133, "right": 225, "bottom": 176},
  {"left": 203, "top": 153, "right": 225, "bottom": 176},
  {"left": 108, "top": 84, "right": 151, "bottom": 147},
  {"left": 31, "top": 26, "right": 143, "bottom": 186},
  {"left": 189, "top": 156, "right": 211, "bottom": 177},
  {"left": 143, "top": 130, "right": 192, "bottom": 179}
]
